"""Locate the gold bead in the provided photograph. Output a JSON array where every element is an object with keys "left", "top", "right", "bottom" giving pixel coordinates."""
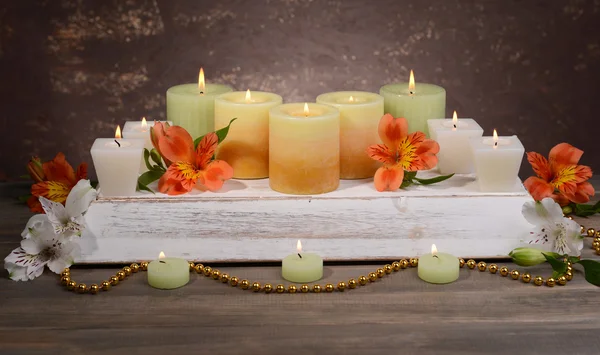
[
  {"left": 410, "top": 258, "right": 418, "bottom": 267},
  {"left": 252, "top": 282, "right": 261, "bottom": 292},
  {"left": 459, "top": 258, "right": 465, "bottom": 268},
  {"left": 101, "top": 281, "right": 111, "bottom": 291},
  {"left": 122, "top": 266, "right": 132, "bottom": 276},
  {"left": 595, "top": 237, "right": 600, "bottom": 243},
  {"left": 312, "top": 284, "right": 321, "bottom": 293},
  {"left": 596, "top": 230, "right": 600, "bottom": 238},
  {"left": 211, "top": 269, "right": 221, "bottom": 280},
  {"left": 348, "top": 279, "right": 357, "bottom": 289},
  {"left": 392, "top": 261, "right": 401, "bottom": 271},
  {"left": 521, "top": 273, "right": 531, "bottom": 283},
  {"left": 400, "top": 259, "right": 409, "bottom": 269},
  {"left": 63, "top": 267, "right": 70, "bottom": 274},
  {"left": 358, "top": 276, "right": 368, "bottom": 285},
  {"left": 498, "top": 266, "right": 509, "bottom": 276},
  {"left": 376, "top": 268, "right": 385, "bottom": 278},
  {"left": 67, "top": 280, "right": 77, "bottom": 290},
  {"left": 130, "top": 263, "right": 139, "bottom": 273},
  {"left": 60, "top": 276, "right": 71, "bottom": 286},
  {"left": 288, "top": 285, "right": 297, "bottom": 293},
  {"left": 140, "top": 262, "right": 149, "bottom": 271},
  {"left": 116, "top": 271, "right": 126, "bottom": 281},
  {"left": 587, "top": 228, "right": 596, "bottom": 237},
  {"left": 533, "top": 276, "right": 544, "bottom": 286},
  {"left": 384, "top": 264, "right": 393, "bottom": 274},
  {"left": 510, "top": 270, "right": 520, "bottom": 280},
  {"left": 325, "top": 284, "right": 334, "bottom": 292},
  {"left": 557, "top": 276, "right": 567, "bottom": 286},
  {"left": 546, "top": 277, "right": 556, "bottom": 287},
  {"left": 203, "top": 266, "right": 212, "bottom": 277},
  {"left": 189, "top": 262, "right": 195, "bottom": 271},
  {"left": 300, "top": 284, "right": 309, "bottom": 293},
  {"left": 337, "top": 282, "right": 346, "bottom": 291},
  {"left": 77, "top": 283, "right": 87, "bottom": 293},
  {"left": 230, "top": 276, "right": 239, "bottom": 287},
  {"left": 60, "top": 270, "right": 70, "bottom": 278},
  {"left": 580, "top": 226, "right": 585, "bottom": 234},
  {"left": 194, "top": 264, "right": 203, "bottom": 274},
  {"left": 89, "top": 284, "right": 99, "bottom": 294},
  {"left": 565, "top": 271, "right": 573, "bottom": 281},
  {"left": 592, "top": 241, "right": 600, "bottom": 249},
  {"left": 264, "top": 283, "right": 273, "bottom": 293},
  {"left": 596, "top": 248, "right": 600, "bottom": 256},
  {"left": 466, "top": 259, "right": 476, "bottom": 269},
  {"left": 368, "top": 272, "right": 377, "bottom": 282},
  {"left": 240, "top": 279, "right": 250, "bottom": 290},
  {"left": 220, "top": 273, "right": 230, "bottom": 283},
  {"left": 276, "top": 284, "right": 285, "bottom": 293},
  {"left": 489, "top": 264, "right": 498, "bottom": 274},
  {"left": 110, "top": 275, "right": 119, "bottom": 286},
  {"left": 566, "top": 215, "right": 573, "bottom": 220},
  {"left": 566, "top": 265, "right": 573, "bottom": 273},
  {"left": 477, "top": 261, "right": 487, "bottom": 272}
]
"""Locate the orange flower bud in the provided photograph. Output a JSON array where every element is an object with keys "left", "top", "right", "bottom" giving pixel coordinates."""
[{"left": 27, "top": 156, "right": 45, "bottom": 183}]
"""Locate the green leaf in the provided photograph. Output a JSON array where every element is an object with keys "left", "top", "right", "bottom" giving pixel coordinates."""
[
  {"left": 413, "top": 173, "right": 455, "bottom": 185},
  {"left": 143, "top": 149, "right": 154, "bottom": 171},
  {"left": 542, "top": 253, "right": 567, "bottom": 275},
  {"left": 573, "top": 202, "right": 600, "bottom": 217},
  {"left": 137, "top": 181, "right": 155, "bottom": 194},
  {"left": 194, "top": 118, "right": 237, "bottom": 148},
  {"left": 138, "top": 170, "right": 163, "bottom": 187},
  {"left": 400, "top": 180, "right": 413, "bottom": 188},
  {"left": 404, "top": 171, "right": 417, "bottom": 181},
  {"left": 575, "top": 259, "right": 600, "bottom": 286},
  {"left": 150, "top": 149, "right": 165, "bottom": 170}
]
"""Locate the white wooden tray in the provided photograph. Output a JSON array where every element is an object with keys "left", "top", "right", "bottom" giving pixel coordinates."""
[{"left": 81, "top": 171, "right": 533, "bottom": 263}]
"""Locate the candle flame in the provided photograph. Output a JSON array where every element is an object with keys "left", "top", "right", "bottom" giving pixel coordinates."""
[
  {"left": 245, "top": 89, "right": 252, "bottom": 103},
  {"left": 115, "top": 125, "right": 122, "bottom": 139},
  {"left": 198, "top": 68, "right": 205, "bottom": 92},
  {"left": 431, "top": 244, "right": 438, "bottom": 255},
  {"left": 349, "top": 95, "right": 355, "bottom": 103},
  {"left": 296, "top": 240, "right": 302, "bottom": 253},
  {"left": 452, "top": 111, "right": 458, "bottom": 130},
  {"left": 493, "top": 129, "right": 499, "bottom": 148},
  {"left": 141, "top": 117, "right": 148, "bottom": 129},
  {"left": 303, "top": 103, "right": 309, "bottom": 116},
  {"left": 159, "top": 251, "right": 165, "bottom": 259},
  {"left": 408, "top": 70, "right": 416, "bottom": 92}
]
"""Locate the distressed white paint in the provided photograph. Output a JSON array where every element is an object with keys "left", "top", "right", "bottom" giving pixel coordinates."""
[{"left": 82, "top": 171, "right": 534, "bottom": 263}]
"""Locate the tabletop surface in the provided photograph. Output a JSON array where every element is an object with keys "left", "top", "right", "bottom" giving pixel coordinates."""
[{"left": 0, "top": 182, "right": 598, "bottom": 355}]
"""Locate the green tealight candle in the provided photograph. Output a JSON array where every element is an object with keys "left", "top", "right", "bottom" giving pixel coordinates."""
[
  {"left": 147, "top": 252, "right": 190, "bottom": 290},
  {"left": 282, "top": 240, "right": 323, "bottom": 283},
  {"left": 380, "top": 70, "right": 445, "bottom": 136},
  {"left": 417, "top": 245, "right": 460, "bottom": 284}
]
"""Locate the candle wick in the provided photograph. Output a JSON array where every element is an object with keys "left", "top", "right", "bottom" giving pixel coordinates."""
[
  {"left": 298, "top": 253, "right": 302, "bottom": 259},
  {"left": 199, "top": 91, "right": 204, "bottom": 95},
  {"left": 494, "top": 141, "right": 498, "bottom": 147},
  {"left": 114, "top": 139, "right": 121, "bottom": 147},
  {"left": 159, "top": 260, "right": 166, "bottom": 264},
  {"left": 409, "top": 91, "right": 414, "bottom": 95},
  {"left": 433, "top": 255, "right": 439, "bottom": 259},
  {"left": 453, "top": 124, "right": 457, "bottom": 129}
]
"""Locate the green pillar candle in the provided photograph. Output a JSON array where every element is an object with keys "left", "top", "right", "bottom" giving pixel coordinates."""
[
  {"left": 166, "top": 69, "right": 233, "bottom": 139},
  {"left": 417, "top": 245, "right": 460, "bottom": 284},
  {"left": 282, "top": 240, "right": 323, "bottom": 283},
  {"left": 380, "top": 71, "right": 445, "bottom": 136},
  {"left": 147, "top": 252, "right": 190, "bottom": 290}
]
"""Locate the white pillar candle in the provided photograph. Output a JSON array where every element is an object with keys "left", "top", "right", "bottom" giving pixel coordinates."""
[
  {"left": 147, "top": 252, "right": 190, "bottom": 290},
  {"left": 469, "top": 130, "right": 524, "bottom": 192},
  {"left": 427, "top": 111, "right": 483, "bottom": 174},
  {"left": 90, "top": 126, "right": 145, "bottom": 197},
  {"left": 122, "top": 118, "right": 172, "bottom": 173},
  {"left": 281, "top": 240, "right": 323, "bottom": 283}
]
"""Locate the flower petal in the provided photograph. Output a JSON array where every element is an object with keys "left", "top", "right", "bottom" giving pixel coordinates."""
[
  {"left": 373, "top": 165, "right": 404, "bottom": 192},
  {"left": 26, "top": 195, "right": 44, "bottom": 213},
  {"left": 39, "top": 196, "right": 70, "bottom": 232},
  {"left": 522, "top": 197, "right": 564, "bottom": 227},
  {"left": 155, "top": 125, "right": 196, "bottom": 165},
  {"left": 366, "top": 144, "right": 396, "bottom": 165},
  {"left": 31, "top": 180, "right": 71, "bottom": 204},
  {"left": 526, "top": 152, "right": 552, "bottom": 181},
  {"left": 43, "top": 152, "right": 76, "bottom": 185},
  {"left": 414, "top": 138, "right": 440, "bottom": 170},
  {"left": 76, "top": 163, "right": 88, "bottom": 181},
  {"left": 65, "top": 179, "right": 97, "bottom": 217},
  {"left": 523, "top": 176, "right": 553, "bottom": 201},
  {"left": 563, "top": 181, "right": 595, "bottom": 204},
  {"left": 158, "top": 163, "right": 200, "bottom": 195},
  {"left": 398, "top": 132, "right": 425, "bottom": 171},
  {"left": 27, "top": 156, "right": 45, "bottom": 183},
  {"left": 198, "top": 160, "right": 234, "bottom": 192},
  {"left": 195, "top": 132, "right": 219, "bottom": 169},
  {"left": 549, "top": 143, "right": 583, "bottom": 166},
  {"left": 21, "top": 214, "right": 51, "bottom": 239},
  {"left": 5, "top": 262, "right": 28, "bottom": 281},
  {"left": 21, "top": 238, "right": 43, "bottom": 255},
  {"left": 378, "top": 114, "right": 408, "bottom": 151}
]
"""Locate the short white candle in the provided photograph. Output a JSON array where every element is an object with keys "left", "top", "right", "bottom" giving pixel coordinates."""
[
  {"left": 282, "top": 240, "right": 323, "bottom": 283},
  {"left": 469, "top": 130, "right": 524, "bottom": 192},
  {"left": 90, "top": 125, "right": 145, "bottom": 197},
  {"left": 427, "top": 111, "right": 483, "bottom": 174},
  {"left": 122, "top": 118, "right": 172, "bottom": 173},
  {"left": 147, "top": 251, "right": 190, "bottom": 290},
  {"left": 417, "top": 244, "right": 460, "bottom": 284}
]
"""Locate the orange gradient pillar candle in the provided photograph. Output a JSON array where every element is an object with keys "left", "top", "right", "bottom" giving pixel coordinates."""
[
  {"left": 316, "top": 91, "right": 383, "bottom": 179},
  {"left": 269, "top": 103, "right": 340, "bottom": 194},
  {"left": 215, "top": 90, "right": 282, "bottom": 179}
]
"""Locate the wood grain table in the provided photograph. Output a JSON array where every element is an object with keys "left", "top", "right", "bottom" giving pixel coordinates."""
[{"left": 0, "top": 182, "right": 599, "bottom": 355}]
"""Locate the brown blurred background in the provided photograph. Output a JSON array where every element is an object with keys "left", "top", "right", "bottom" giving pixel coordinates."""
[{"left": 0, "top": 0, "right": 599, "bottom": 180}]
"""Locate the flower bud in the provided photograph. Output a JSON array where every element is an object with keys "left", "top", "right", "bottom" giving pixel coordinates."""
[
  {"left": 26, "top": 156, "right": 45, "bottom": 183},
  {"left": 561, "top": 205, "right": 573, "bottom": 215},
  {"left": 509, "top": 247, "right": 560, "bottom": 267}
]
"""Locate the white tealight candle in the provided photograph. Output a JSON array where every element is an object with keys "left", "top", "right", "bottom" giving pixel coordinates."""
[
  {"left": 147, "top": 251, "right": 190, "bottom": 290},
  {"left": 427, "top": 111, "right": 483, "bottom": 174},
  {"left": 469, "top": 130, "right": 524, "bottom": 192},
  {"left": 417, "top": 244, "right": 460, "bottom": 284},
  {"left": 282, "top": 240, "right": 323, "bottom": 283},
  {"left": 90, "top": 125, "right": 145, "bottom": 197},
  {"left": 122, "top": 118, "right": 173, "bottom": 173}
]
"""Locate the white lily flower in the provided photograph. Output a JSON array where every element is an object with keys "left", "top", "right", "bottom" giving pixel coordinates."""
[
  {"left": 522, "top": 197, "right": 584, "bottom": 256},
  {"left": 40, "top": 179, "right": 97, "bottom": 236}
]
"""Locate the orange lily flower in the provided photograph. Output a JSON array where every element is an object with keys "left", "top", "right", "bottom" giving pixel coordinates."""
[
  {"left": 151, "top": 122, "right": 233, "bottom": 195},
  {"left": 523, "top": 143, "right": 594, "bottom": 205},
  {"left": 27, "top": 153, "right": 88, "bottom": 213},
  {"left": 366, "top": 114, "right": 440, "bottom": 191}
]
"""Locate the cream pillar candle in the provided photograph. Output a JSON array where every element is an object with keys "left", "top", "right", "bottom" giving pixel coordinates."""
[
  {"left": 90, "top": 126, "right": 145, "bottom": 197},
  {"left": 166, "top": 68, "right": 233, "bottom": 140},
  {"left": 316, "top": 91, "right": 383, "bottom": 179},
  {"left": 427, "top": 111, "right": 483, "bottom": 174},
  {"left": 147, "top": 252, "right": 190, "bottom": 290},
  {"left": 215, "top": 90, "right": 283, "bottom": 179},
  {"left": 380, "top": 70, "right": 445, "bottom": 136},
  {"left": 282, "top": 240, "right": 323, "bottom": 283},
  {"left": 469, "top": 130, "right": 525, "bottom": 192},
  {"left": 122, "top": 118, "right": 172, "bottom": 173},
  {"left": 417, "top": 244, "right": 460, "bottom": 284},
  {"left": 269, "top": 103, "right": 340, "bottom": 195}
]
